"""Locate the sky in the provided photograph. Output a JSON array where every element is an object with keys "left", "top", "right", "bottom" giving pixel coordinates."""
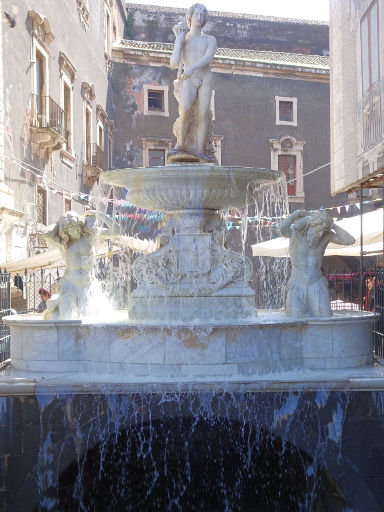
[{"left": 127, "top": 0, "right": 329, "bottom": 22}]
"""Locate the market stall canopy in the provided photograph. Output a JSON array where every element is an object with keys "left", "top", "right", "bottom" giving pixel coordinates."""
[
  {"left": 251, "top": 209, "right": 384, "bottom": 258},
  {"left": 1, "top": 236, "right": 157, "bottom": 273}
]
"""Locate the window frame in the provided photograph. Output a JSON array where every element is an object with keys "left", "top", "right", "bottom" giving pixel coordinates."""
[
  {"left": 143, "top": 84, "right": 169, "bottom": 117},
  {"left": 360, "top": 0, "right": 380, "bottom": 94},
  {"left": 275, "top": 96, "right": 297, "bottom": 127},
  {"left": 61, "top": 75, "right": 74, "bottom": 156},
  {"left": 278, "top": 154, "right": 297, "bottom": 196},
  {"left": 142, "top": 137, "right": 173, "bottom": 167},
  {"left": 64, "top": 195, "right": 72, "bottom": 213},
  {"left": 269, "top": 135, "right": 306, "bottom": 202},
  {"left": 104, "top": 1, "right": 112, "bottom": 55},
  {"left": 32, "top": 39, "right": 49, "bottom": 113}
]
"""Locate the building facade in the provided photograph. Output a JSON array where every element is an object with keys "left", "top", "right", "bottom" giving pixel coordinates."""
[
  {"left": 0, "top": 3, "right": 346, "bottom": 265},
  {"left": 0, "top": 0, "right": 126, "bottom": 263},
  {"left": 330, "top": 0, "right": 384, "bottom": 194},
  {"left": 110, "top": 5, "right": 344, "bottom": 215}
]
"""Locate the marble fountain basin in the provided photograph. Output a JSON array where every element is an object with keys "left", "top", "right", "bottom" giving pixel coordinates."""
[
  {"left": 101, "top": 164, "right": 283, "bottom": 211},
  {"left": 3, "top": 311, "right": 376, "bottom": 379}
]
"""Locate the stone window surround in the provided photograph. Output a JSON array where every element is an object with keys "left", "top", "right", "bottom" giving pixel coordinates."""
[
  {"left": 81, "top": 82, "right": 95, "bottom": 107},
  {"left": 275, "top": 96, "right": 298, "bottom": 126},
  {"left": 77, "top": 0, "right": 90, "bottom": 31},
  {"left": 143, "top": 84, "right": 169, "bottom": 117},
  {"left": 269, "top": 135, "right": 306, "bottom": 202},
  {"left": 142, "top": 137, "right": 173, "bottom": 167},
  {"left": 27, "top": 10, "right": 55, "bottom": 52}
]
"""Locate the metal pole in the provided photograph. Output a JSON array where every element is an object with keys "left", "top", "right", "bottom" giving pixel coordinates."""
[{"left": 359, "top": 184, "right": 364, "bottom": 308}]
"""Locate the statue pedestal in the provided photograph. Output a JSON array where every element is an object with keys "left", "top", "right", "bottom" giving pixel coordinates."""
[{"left": 102, "top": 164, "right": 283, "bottom": 322}]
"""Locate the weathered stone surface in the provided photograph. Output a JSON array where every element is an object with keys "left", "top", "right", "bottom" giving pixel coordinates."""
[{"left": 4, "top": 312, "right": 377, "bottom": 378}]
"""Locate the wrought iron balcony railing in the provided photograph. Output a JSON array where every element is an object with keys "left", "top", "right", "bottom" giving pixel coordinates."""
[
  {"left": 86, "top": 143, "right": 104, "bottom": 170},
  {"left": 30, "top": 94, "right": 65, "bottom": 138},
  {"left": 358, "top": 80, "right": 384, "bottom": 153}
]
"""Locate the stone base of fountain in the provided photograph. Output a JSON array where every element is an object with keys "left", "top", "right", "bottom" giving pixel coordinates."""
[
  {"left": 4, "top": 312, "right": 376, "bottom": 378},
  {"left": 130, "top": 287, "right": 256, "bottom": 323}
]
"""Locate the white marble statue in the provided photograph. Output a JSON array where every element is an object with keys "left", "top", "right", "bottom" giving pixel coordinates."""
[
  {"left": 43, "top": 210, "right": 119, "bottom": 320},
  {"left": 278, "top": 210, "right": 355, "bottom": 318},
  {"left": 167, "top": 3, "right": 217, "bottom": 163}
]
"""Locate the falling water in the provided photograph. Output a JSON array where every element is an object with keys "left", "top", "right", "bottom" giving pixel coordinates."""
[
  {"left": 95, "top": 172, "right": 290, "bottom": 315},
  {"left": 31, "top": 386, "right": 384, "bottom": 511}
]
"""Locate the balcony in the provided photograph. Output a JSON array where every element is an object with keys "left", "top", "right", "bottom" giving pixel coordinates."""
[
  {"left": 358, "top": 80, "right": 384, "bottom": 153},
  {"left": 83, "top": 143, "right": 104, "bottom": 188},
  {"left": 30, "top": 95, "right": 65, "bottom": 158}
]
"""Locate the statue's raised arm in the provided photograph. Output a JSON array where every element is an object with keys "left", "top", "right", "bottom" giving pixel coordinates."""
[{"left": 329, "top": 222, "right": 356, "bottom": 246}]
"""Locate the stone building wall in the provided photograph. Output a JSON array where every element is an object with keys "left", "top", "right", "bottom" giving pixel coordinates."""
[
  {"left": 125, "top": 4, "right": 329, "bottom": 55},
  {"left": 0, "top": 0, "right": 126, "bottom": 262},
  {"left": 330, "top": 0, "right": 384, "bottom": 194},
  {"left": 110, "top": 42, "right": 344, "bottom": 211}
]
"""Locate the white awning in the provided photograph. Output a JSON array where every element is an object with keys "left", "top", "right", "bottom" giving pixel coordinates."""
[
  {"left": 1, "top": 236, "right": 157, "bottom": 273},
  {"left": 252, "top": 209, "right": 384, "bottom": 258}
]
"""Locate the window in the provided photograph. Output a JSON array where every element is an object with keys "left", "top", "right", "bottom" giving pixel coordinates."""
[
  {"left": 98, "top": 124, "right": 104, "bottom": 149},
  {"left": 361, "top": 0, "right": 380, "bottom": 93},
  {"left": 108, "top": 136, "right": 113, "bottom": 169},
  {"left": 269, "top": 136, "right": 306, "bottom": 201},
  {"left": 279, "top": 101, "right": 293, "bottom": 122},
  {"left": 63, "top": 82, "right": 72, "bottom": 151},
  {"left": 143, "top": 84, "right": 169, "bottom": 117},
  {"left": 278, "top": 155, "right": 296, "bottom": 195},
  {"left": 275, "top": 96, "right": 297, "bottom": 126},
  {"left": 64, "top": 197, "right": 72, "bottom": 212},
  {"left": 28, "top": 11, "right": 53, "bottom": 110},
  {"left": 35, "top": 50, "right": 46, "bottom": 110},
  {"left": 148, "top": 90, "right": 164, "bottom": 111},
  {"left": 36, "top": 186, "right": 47, "bottom": 225},
  {"left": 59, "top": 52, "right": 76, "bottom": 157},
  {"left": 142, "top": 137, "right": 173, "bottom": 166},
  {"left": 149, "top": 149, "right": 165, "bottom": 166},
  {"left": 104, "top": 2, "right": 112, "bottom": 55},
  {"left": 84, "top": 105, "right": 92, "bottom": 164},
  {"left": 33, "top": 47, "right": 48, "bottom": 122}
]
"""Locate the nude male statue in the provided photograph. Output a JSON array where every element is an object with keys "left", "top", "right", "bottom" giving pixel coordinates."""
[
  {"left": 43, "top": 210, "right": 120, "bottom": 319},
  {"left": 278, "top": 210, "right": 355, "bottom": 317},
  {"left": 168, "top": 3, "right": 217, "bottom": 163}
]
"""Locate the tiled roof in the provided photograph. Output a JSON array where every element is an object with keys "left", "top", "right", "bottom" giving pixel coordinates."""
[
  {"left": 125, "top": 3, "right": 328, "bottom": 26},
  {"left": 117, "top": 40, "right": 330, "bottom": 70}
]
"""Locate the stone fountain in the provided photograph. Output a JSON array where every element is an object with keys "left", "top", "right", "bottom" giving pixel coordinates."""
[
  {"left": 1, "top": 5, "right": 383, "bottom": 510},
  {"left": 3, "top": 3, "right": 376, "bottom": 378}
]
